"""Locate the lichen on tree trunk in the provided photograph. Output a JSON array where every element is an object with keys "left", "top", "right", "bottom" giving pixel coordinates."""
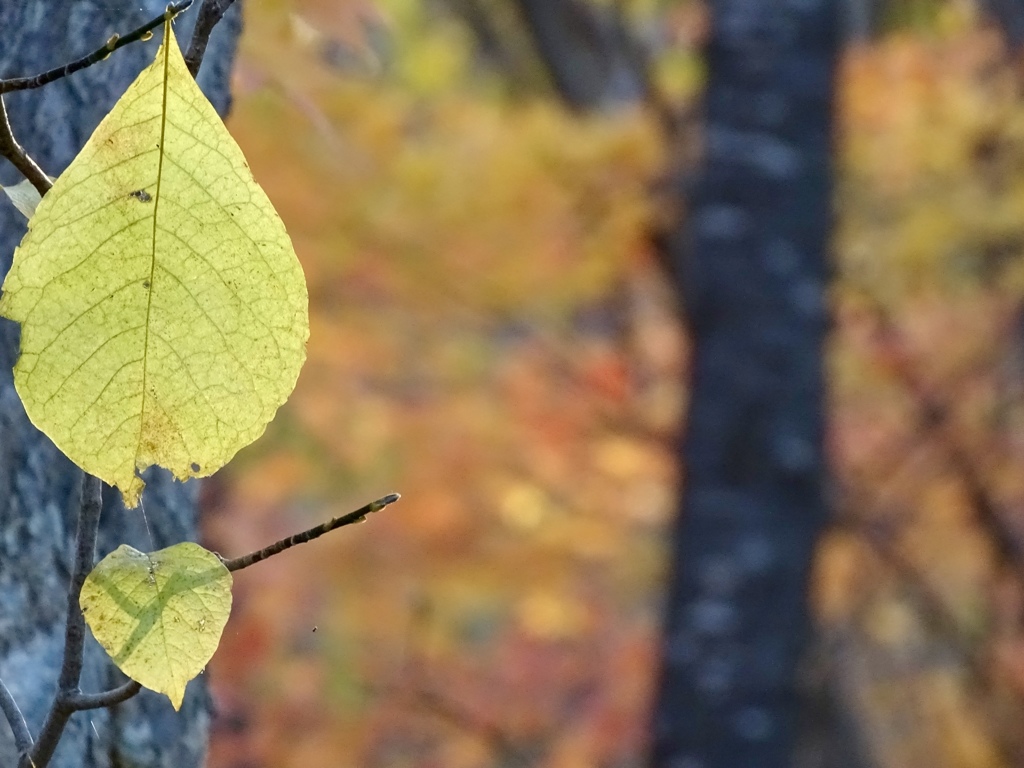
[{"left": 0, "top": 2, "right": 241, "bottom": 766}]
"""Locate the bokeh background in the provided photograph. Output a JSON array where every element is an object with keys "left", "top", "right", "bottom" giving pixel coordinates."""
[{"left": 197, "top": 1, "right": 1024, "bottom": 766}]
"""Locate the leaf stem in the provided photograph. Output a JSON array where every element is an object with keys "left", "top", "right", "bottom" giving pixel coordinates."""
[
  {"left": 222, "top": 493, "right": 401, "bottom": 572},
  {"left": 0, "top": 677, "right": 33, "bottom": 758},
  {"left": 0, "top": 1, "right": 194, "bottom": 94},
  {"left": 23, "top": 474, "right": 103, "bottom": 768}
]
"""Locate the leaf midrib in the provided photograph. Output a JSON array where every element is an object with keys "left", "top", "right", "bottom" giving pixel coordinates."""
[{"left": 135, "top": 20, "right": 172, "bottom": 471}]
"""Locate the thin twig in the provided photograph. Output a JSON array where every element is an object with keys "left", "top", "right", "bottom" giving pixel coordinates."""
[
  {"left": 184, "top": 0, "right": 238, "bottom": 77},
  {"left": 0, "top": 1, "right": 194, "bottom": 94},
  {"left": 222, "top": 493, "right": 401, "bottom": 572},
  {"left": 62, "top": 680, "right": 142, "bottom": 712},
  {"left": 0, "top": 94, "right": 51, "bottom": 196},
  {"left": 0, "top": 677, "right": 32, "bottom": 758},
  {"left": 23, "top": 474, "right": 103, "bottom": 768}
]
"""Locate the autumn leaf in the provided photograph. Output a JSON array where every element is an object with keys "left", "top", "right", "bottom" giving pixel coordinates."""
[
  {"left": 80, "top": 542, "right": 232, "bottom": 710},
  {"left": 0, "top": 20, "right": 309, "bottom": 507}
]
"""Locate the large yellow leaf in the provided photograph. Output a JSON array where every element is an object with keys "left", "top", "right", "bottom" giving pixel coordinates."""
[
  {"left": 0, "top": 21, "right": 308, "bottom": 507},
  {"left": 80, "top": 542, "right": 232, "bottom": 710}
]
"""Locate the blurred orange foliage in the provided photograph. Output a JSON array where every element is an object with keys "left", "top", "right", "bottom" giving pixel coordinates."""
[
  {"left": 206, "top": 2, "right": 670, "bottom": 767},
  {"left": 204, "top": 2, "right": 1024, "bottom": 767}
]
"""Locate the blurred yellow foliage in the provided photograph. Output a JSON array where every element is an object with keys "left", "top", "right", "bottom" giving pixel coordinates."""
[{"left": 202, "top": 3, "right": 1024, "bottom": 768}]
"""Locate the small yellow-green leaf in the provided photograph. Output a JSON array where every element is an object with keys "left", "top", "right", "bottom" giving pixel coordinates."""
[
  {"left": 0, "top": 20, "right": 309, "bottom": 507},
  {"left": 1, "top": 178, "right": 47, "bottom": 219},
  {"left": 80, "top": 542, "right": 232, "bottom": 710}
]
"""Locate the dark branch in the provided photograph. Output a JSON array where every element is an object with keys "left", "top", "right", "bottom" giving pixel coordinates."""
[
  {"left": 0, "top": 677, "right": 32, "bottom": 758},
  {"left": 223, "top": 493, "right": 401, "bottom": 572},
  {"left": 62, "top": 680, "right": 142, "bottom": 712},
  {"left": 0, "top": 2, "right": 193, "bottom": 94},
  {"left": 58, "top": 474, "right": 103, "bottom": 690},
  {"left": 23, "top": 474, "right": 103, "bottom": 768},
  {"left": 184, "top": 0, "right": 238, "bottom": 77},
  {"left": 0, "top": 94, "right": 51, "bottom": 196}
]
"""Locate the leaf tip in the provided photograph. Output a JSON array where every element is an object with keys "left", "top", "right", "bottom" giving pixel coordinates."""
[
  {"left": 168, "top": 688, "right": 185, "bottom": 711},
  {"left": 120, "top": 475, "right": 146, "bottom": 509}
]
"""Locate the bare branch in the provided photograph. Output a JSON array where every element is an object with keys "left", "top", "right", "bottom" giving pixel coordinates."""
[
  {"left": 58, "top": 474, "right": 103, "bottom": 690},
  {"left": 184, "top": 0, "right": 238, "bottom": 77},
  {"left": 223, "top": 493, "right": 401, "bottom": 572},
  {"left": 0, "top": 1, "right": 194, "bottom": 94},
  {"left": 0, "top": 677, "right": 32, "bottom": 759},
  {"left": 62, "top": 680, "right": 142, "bottom": 712},
  {"left": 0, "top": 94, "right": 51, "bottom": 196},
  {"left": 23, "top": 474, "right": 103, "bottom": 768}
]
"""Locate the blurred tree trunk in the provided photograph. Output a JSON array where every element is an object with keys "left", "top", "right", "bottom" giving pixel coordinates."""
[
  {"left": 983, "top": 0, "right": 1024, "bottom": 54},
  {"left": 498, "top": 0, "right": 843, "bottom": 762},
  {"left": 509, "top": 0, "right": 644, "bottom": 109},
  {"left": 493, "top": 0, "right": 850, "bottom": 761},
  {"left": 0, "top": 3, "right": 240, "bottom": 766},
  {"left": 651, "top": 2, "right": 839, "bottom": 767},
  {"left": 843, "top": 0, "right": 875, "bottom": 40}
]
